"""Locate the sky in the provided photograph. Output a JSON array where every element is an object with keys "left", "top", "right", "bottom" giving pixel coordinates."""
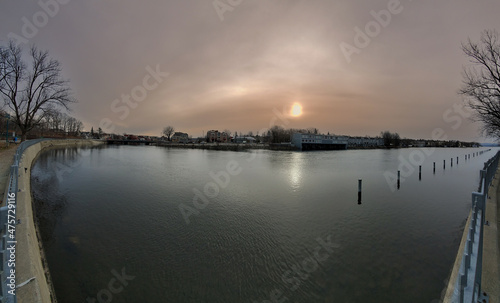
[{"left": 1, "top": 0, "right": 500, "bottom": 142}]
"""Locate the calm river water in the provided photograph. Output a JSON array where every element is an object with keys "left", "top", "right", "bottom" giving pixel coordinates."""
[{"left": 30, "top": 146, "right": 496, "bottom": 302}]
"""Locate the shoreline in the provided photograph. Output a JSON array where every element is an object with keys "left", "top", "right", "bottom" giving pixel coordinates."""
[
  {"left": 13, "top": 139, "right": 104, "bottom": 303},
  {"left": 115, "top": 141, "right": 482, "bottom": 152}
]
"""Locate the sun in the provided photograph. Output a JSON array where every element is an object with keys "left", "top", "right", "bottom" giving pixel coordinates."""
[{"left": 291, "top": 103, "right": 302, "bottom": 117}]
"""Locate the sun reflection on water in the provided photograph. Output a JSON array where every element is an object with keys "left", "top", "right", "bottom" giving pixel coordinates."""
[{"left": 288, "top": 152, "right": 304, "bottom": 190}]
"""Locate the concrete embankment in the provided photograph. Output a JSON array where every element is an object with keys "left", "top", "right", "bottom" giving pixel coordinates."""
[{"left": 12, "top": 139, "right": 104, "bottom": 303}]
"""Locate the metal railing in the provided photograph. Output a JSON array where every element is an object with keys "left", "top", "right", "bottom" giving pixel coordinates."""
[
  {"left": 449, "top": 149, "right": 498, "bottom": 303},
  {"left": 0, "top": 139, "right": 50, "bottom": 303}
]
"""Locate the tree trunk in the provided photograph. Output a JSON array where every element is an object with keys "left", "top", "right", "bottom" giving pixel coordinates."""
[{"left": 21, "top": 131, "right": 27, "bottom": 142}]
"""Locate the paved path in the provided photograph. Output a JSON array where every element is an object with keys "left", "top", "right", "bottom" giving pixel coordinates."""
[{"left": 0, "top": 144, "right": 17, "bottom": 206}]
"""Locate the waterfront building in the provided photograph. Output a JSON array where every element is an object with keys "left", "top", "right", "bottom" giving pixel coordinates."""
[
  {"left": 172, "top": 132, "right": 189, "bottom": 143},
  {"left": 291, "top": 133, "right": 348, "bottom": 150},
  {"left": 234, "top": 136, "right": 256, "bottom": 144},
  {"left": 347, "top": 137, "right": 384, "bottom": 148},
  {"left": 206, "top": 130, "right": 229, "bottom": 143}
]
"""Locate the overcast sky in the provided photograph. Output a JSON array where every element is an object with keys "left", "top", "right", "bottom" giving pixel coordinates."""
[{"left": 1, "top": 0, "right": 499, "bottom": 141}]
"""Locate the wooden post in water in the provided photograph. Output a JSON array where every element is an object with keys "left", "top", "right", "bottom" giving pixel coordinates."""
[
  {"left": 397, "top": 171, "right": 401, "bottom": 189},
  {"left": 419, "top": 165, "right": 422, "bottom": 180},
  {"left": 358, "top": 179, "right": 362, "bottom": 204},
  {"left": 433, "top": 162, "right": 436, "bottom": 174},
  {"left": 443, "top": 160, "right": 446, "bottom": 169},
  {"left": 451, "top": 158, "right": 453, "bottom": 167},
  {"left": 457, "top": 157, "right": 458, "bottom": 164}
]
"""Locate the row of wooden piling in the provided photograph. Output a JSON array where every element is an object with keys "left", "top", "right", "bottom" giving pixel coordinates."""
[{"left": 357, "top": 149, "right": 491, "bottom": 204}]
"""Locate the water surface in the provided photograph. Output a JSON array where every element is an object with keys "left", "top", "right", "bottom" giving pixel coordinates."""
[{"left": 31, "top": 146, "right": 496, "bottom": 302}]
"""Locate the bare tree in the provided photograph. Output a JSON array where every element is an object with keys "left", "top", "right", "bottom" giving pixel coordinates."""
[
  {"left": 29, "top": 107, "right": 83, "bottom": 138},
  {"left": 163, "top": 125, "right": 175, "bottom": 141},
  {"left": 0, "top": 41, "right": 75, "bottom": 141},
  {"left": 460, "top": 30, "right": 500, "bottom": 138},
  {"left": 47, "top": 108, "right": 62, "bottom": 131},
  {"left": 380, "top": 131, "right": 400, "bottom": 147},
  {"left": 307, "top": 127, "right": 319, "bottom": 135},
  {"left": 63, "top": 115, "right": 83, "bottom": 136},
  {"left": 269, "top": 125, "right": 291, "bottom": 143}
]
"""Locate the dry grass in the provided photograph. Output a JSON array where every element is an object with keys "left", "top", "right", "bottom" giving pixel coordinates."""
[{"left": 0, "top": 142, "right": 17, "bottom": 152}]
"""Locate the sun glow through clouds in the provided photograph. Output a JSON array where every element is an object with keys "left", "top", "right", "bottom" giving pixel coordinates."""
[{"left": 291, "top": 103, "right": 302, "bottom": 117}]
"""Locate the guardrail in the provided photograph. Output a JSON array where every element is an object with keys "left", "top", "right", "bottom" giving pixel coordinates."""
[
  {"left": 0, "top": 139, "right": 50, "bottom": 303},
  {"left": 448, "top": 150, "right": 499, "bottom": 303}
]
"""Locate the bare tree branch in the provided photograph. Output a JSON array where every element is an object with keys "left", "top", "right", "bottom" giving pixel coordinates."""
[
  {"left": 460, "top": 30, "right": 500, "bottom": 139},
  {"left": 0, "top": 41, "right": 75, "bottom": 141},
  {"left": 163, "top": 125, "right": 175, "bottom": 141}
]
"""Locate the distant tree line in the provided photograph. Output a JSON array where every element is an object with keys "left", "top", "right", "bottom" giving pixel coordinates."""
[
  {"left": 29, "top": 108, "right": 83, "bottom": 138},
  {"left": 0, "top": 108, "right": 82, "bottom": 139}
]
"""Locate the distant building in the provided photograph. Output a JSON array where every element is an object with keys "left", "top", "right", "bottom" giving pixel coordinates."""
[
  {"left": 235, "top": 136, "right": 256, "bottom": 144},
  {"left": 124, "top": 134, "right": 138, "bottom": 140},
  {"left": 80, "top": 131, "right": 91, "bottom": 139},
  {"left": 413, "top": 140, "right": 426, "bottom": 148},
  {"left": 347, "top": 137, "right": 384, "bottom": 148},
  {"left": 172, "top": 132, "right": 189, "bottom": 143},
  {"left": 206, "top": 130, "right": 229, "bottom": 143},
  {"left": 291, "top": 133, "right": 348, "bottom": 150}
]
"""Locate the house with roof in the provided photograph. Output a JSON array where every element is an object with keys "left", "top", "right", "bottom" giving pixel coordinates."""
[{"left": 172, "top": 132, "right": 189, "bottom": 143}]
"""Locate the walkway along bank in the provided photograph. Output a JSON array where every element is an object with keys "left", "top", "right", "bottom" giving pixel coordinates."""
[{"left": 0, "top": 139, "right": 104, "bottom": 303}]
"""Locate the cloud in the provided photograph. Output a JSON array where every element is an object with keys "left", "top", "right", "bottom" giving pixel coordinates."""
[{"left": 0, "top": 0, "right": 498, "bottom": 141}]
